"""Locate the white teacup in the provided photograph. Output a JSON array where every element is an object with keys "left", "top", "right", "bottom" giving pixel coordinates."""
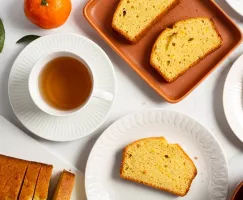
[{"left": 29, "top": 51, "right": 113, "bottom": 117}]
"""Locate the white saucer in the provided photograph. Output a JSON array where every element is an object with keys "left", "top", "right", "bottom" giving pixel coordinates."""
[
  {"left": 225, "top": 0, "right": 243, "bottom": 17},
  {"left": 223, "top": 54, "right": 243, "bottom": 143},
  {"left": 8, "top": 33, "right": 117, "bottom": 142},
  {"left": 86, "top": 109, "right": 228, "bottom": 200}
]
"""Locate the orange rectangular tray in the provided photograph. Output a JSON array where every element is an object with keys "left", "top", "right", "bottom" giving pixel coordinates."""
[{"left": 84, "top": 0, "right": 243, "bottom": 103}]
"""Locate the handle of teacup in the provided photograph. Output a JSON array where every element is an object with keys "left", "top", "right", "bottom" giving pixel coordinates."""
[{"left": 93, "top": 90, "right": 114, "bottom": 101}]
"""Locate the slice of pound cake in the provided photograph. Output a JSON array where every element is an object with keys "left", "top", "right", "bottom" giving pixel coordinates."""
[
  {"left": 112, "top": 0, "right": 179, "bottom": 43},
  {"left": 120, "top": 137, "right": 197, "bottom": 196},
  {"left": 33, "top": 164, "right": 53, "bottom": 200},
  {"left": 19, "top": 162, "right": 42, "bottom": 200},
  {"left": 150, "top": 17, "right": 223, "bottom": 82}
]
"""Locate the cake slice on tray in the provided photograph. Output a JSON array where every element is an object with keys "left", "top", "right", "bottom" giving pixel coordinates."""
[
  {"left": 112, "top": 0, "right": 179, "bottom": 43},
  {"left": 150, "top": 17, "right": 222, "bottom": 82}
]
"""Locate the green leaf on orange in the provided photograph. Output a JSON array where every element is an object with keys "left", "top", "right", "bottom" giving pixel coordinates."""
[
  {"left": 0, "top": 19, "right": 5, "bottom": 53},
  {"left": 16, "top": 35, "right": 40, "bottom": 44}
]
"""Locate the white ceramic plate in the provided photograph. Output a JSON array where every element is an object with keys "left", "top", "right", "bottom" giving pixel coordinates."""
[
  {"left": 0, "top": 116, "right": 86, "bottom": 199},
  {"left": 85, "top": 109, "right": 228, "bottom": 200},
  {"left": 8, "top": 33, "right": 116, "bottom": 142},
  {"left": 223, "top": 54, "right": 243, "bottom": 142},
  {"left": 225, "top": 0, "right": 243, "bottom": 17}
]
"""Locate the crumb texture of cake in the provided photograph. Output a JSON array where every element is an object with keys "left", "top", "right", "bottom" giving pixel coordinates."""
[
  {"left": 112, "top": 0, "right": 179, "bottom": 43},
  {"left": 52, "top": 170, "right": 75, "bottom": 200},
  {"left": 150, "top": 17, "right": 223, "bottom": 82},
  {"left": 0, "top": 155, "right": 29, "bottom": 200},
  {"left": 33, "top": 164, "right": 53, "bottom": 200},
  {"left": 0, "top": 154, "right": 7, "bottom": 189},
  {"left": 120, "top": 137, "right": 197, "bottom": 196},
  {"left": 19, "top": 162, "right": 42, "bottom": 200}
]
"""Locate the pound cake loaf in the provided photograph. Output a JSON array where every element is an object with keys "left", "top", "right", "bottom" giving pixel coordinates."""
[
  {"left": 33, "top": 164, "right": 53, "bottom": 200},
  {"left": 120, "top": 137, "right": 197, "bottom": 196},
  {"left": 0, "top": 155, "right": 29, "bottom": 200},
  {"left": 19, "top": 162, "right": 42, "bottom": 200},
  {"left": 112, "top": 0, "right": 179, "bottom": 43},
  {"left": 0, "top": 154, "right": 7, "bottom": 186},
  {"left": 150, "top": 17, "right": 223, "bottom": 82},
  {"left": 52, "top": 170, "right": 75, "bottom": 200}
]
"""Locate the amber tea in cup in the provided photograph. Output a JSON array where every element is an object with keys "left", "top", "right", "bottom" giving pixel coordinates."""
[
  {"left": 39, "top": 56, "right": 93, "bottom": 111},
  {"left": 29, "top": 51, "right": 113, "bottom": 117}
]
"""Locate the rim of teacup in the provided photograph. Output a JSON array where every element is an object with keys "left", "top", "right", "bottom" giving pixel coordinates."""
[{"left": 28, "top": 51, "right": 94, "bottom": 117}]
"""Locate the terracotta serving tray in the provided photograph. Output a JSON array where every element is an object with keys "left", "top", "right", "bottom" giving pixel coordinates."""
[{"left": 84, "top": 0, "right": 243, "bottom": 103}]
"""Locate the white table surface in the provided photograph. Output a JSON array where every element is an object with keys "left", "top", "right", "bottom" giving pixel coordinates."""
[{"left": 1, "top": 0, "right": 243, "bottom": 198}]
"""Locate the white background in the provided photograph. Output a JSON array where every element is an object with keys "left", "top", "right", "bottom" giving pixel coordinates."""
[{"left": 1, "top": 0, "right": 243, "bottom": 197}]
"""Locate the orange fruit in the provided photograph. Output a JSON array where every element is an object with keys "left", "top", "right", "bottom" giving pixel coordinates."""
[{"left": 24, "top": 0, "right": 72, "bottom": 29}]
